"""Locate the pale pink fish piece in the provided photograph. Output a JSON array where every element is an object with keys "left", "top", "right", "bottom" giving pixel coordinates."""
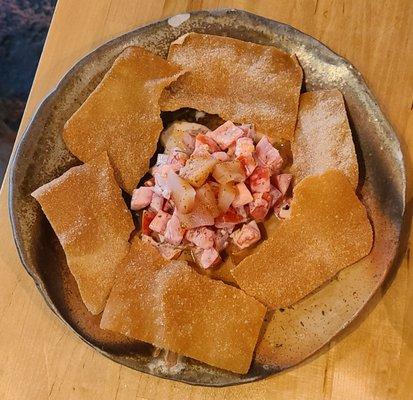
[
  {"left": 152, "top": 164, "right": 173, "bottom": 199},
  {"left": 177, "top": 201, "right": 215, "bottom": 229},
  {"left": 156, "top": 153, "right": 169, "bottom": 166},
  {"left": 232, "top": 182, "right": 253, "bottom": 207},
  {"left": 163, "top": 200, "right": 174, "bottom": 213},
  {"left": 211, "top": 151, "right": 230, "bottom": 162},
  {"left": 185, "top": 227, "right": 215, "bottom": 249},
  {"left": 256, "top": 136, "right": 283, "bottom": 173},
  {"left": 238, "top": 123, "right": 255, "bottom": 139},
  {"left": 231, "top": 220, "right": 261, "bottom": 249},
  {"left": 150, "top": 192, "right": 164, "bottom": 212},
  {"left": 164, "top": 212, "right": 185, "bottom": 245},
  {"left": 195, "top": 133, "right": 220, "bottom": 153},
  {"left": 238, "top": 154, "right": 257, "bottom": 177},
  {"left": 250, "top": 166, "right": 271, "bottom": 193},
  {"left": 274, "top": 173, "right": 293, "bottom": 195},
  {"left": 149, "top": 210, "right": 172, "bottom": 234},
  {"left": 182, "top": 131, "right": 196, "bottom": 153},
  {"left": 206, "top": 121, "right": 244, "bottom": 150},
  {"left": 249, "top": 192, "right": 272, "bottom": 221},
  {"left": 193, "top": 247, "right": 221, "bottom": 269},
  {"left": 235, "top": 137, "right": 254, "bottom": 157},
  {"left": 214, "top": 228, "right": 230, "bottom": 252},
  {"left": 274, "top": 198, "right": 292, "bottom": 220},
  {"left": 167, "top": 148, "right": 189, "bottom": 172},
  {"left": 131, "top": 187, "right": 153, "bottom": 211},
  {"left": 269, "top": 185, "right": 283, "bottom": 207}
]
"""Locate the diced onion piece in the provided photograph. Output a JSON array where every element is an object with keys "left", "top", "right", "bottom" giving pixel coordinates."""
[
  {"left": 180, "top": 156, "right": 217, "bottom": 188},
  {"left": 212, "top": 160, "right": 246, "bottom": 184},
  {"left": 232, "top": 182, "right": 253, "bottom": 207},
  {"left": 197, "top": 183, "right": 220, "bottom": 218},
  {"left": 177, "top": 201, "right": 215, "bottom": 229},
  {"left": 167, "top": 170, "right": 196, "bottom": 214},
  {"left": 218, "top": 183, "right": 236, "bottom": 213},
  {"left": 160, "top": 121, "right": 209, "bottom": 154}
]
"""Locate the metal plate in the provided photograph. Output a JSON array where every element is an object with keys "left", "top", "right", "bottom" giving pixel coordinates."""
[{"left": 8, "top": 9, "right": 406, "bottom": 386}]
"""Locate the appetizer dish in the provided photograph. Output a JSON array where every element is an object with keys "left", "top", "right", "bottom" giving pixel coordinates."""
[
  {"left": 30, "top": 32, "right": 375, "bottom": 376},
  {"left": 8, "top": 9, "right": 405, "bottom": 388}
]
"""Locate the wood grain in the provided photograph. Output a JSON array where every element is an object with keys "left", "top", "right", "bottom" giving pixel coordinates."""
[{"left": 0, "top": 0, "right": 412, "bottom": 399}]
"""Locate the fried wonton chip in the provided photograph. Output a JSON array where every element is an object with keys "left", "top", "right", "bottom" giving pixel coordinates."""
[
  {"left": 160, "top": 33, "right": 303, "bottom": 142},
  {"left": 232, "top": 170, "right": 373, "bottom": 308},
  {"left": 32, "top": 152, "right": 135, "bottom": 314},
  {"left": 292, "top": 89, "right": 359, "bottom": 188},
  {"left": 101, "top": 239, "right": 266, "bottom": 374},
  {"left": 63, "top": 46, "right": 184, "bottom": 193}
]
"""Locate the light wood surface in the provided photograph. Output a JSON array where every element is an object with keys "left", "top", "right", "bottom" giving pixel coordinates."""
[{"left": 0, "top": 1, "right": 412, "bottom": 399}]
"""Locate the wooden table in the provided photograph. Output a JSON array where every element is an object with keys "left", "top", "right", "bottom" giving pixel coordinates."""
[{"left": 0, "top": 1, "right": 412, "bottom": 399}]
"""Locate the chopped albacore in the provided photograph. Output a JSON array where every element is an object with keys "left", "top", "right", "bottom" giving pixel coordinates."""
[{"left": 132, "top": 120, "right": 292, "bottom": 269}]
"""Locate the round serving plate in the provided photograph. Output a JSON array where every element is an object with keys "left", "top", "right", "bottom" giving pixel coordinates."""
[{"left": 8, "top": 9, "right": 406, "bottom": 386}]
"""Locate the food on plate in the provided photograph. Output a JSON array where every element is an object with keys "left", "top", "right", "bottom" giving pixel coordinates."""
[
  {"left": 31, "top": 34, "right": 375, "bottom": 375},
  {"left": 31, "top": 152, "right": 134, "bottom": 314},
  {"left": 232, "top": 170, "right": 373, "bottom": 308},
  {"left": 101, "top": 238, "right": 266, "bottom": 374},
  {"left": 63, "top": 46, "right": 184, "bottom": 193},
  {"left": 292, "top": 89, "right": 359, "bottom": 188},
  {"left": 131, "top": 120, "right": 292, "bottom": 269},
  {"left": 160, "top": 33, "right": 303, "bottom": 142}
]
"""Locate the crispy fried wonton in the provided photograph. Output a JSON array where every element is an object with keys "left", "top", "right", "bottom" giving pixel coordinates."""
[
  {"left": 101, "top": 238, "right": 266, "bottom": 374},
  {"left": 160, "top": 33, "right": 303, "bottom": 142},
  {"left": 232, "top": 170, "right": 373, "bottom": 308},
  {"left": 32, "top": 152, "right": 134, "bottom": 314},
  {"left": 292, "top": 89, "right": 359, "bottom": 188},
  {"left": 63, "top": 46, "right": 184, "bottom": 193}
]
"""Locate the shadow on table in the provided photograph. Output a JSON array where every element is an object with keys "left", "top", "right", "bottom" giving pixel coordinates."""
[{"left": 0, "top": 0, "right": 56, "bottom": 183}]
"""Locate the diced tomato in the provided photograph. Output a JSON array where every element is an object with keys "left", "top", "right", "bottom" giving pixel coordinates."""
[
  {"left": 238, "top": 154, "right": 257, "bottom": 177},
  {"left": 141, "top": 210, "right": 156, "bottom": 236},
  {"left": 215, "top": 207, "right": 245, "bottom": 225},
  {"left": 249, "top": 166, "right": 271, "bottom": 193}
]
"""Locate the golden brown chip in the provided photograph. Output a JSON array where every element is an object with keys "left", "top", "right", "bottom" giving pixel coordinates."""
[
  {"left": 232, "top": 170, "right": 373, "bottom": 308},
  {"left": 101, "top": 241, "right": 266, "bottom": 374},
  {"left": 32, "top": 152, "right": 135, "bottom": 314},
  {"left": 292, "top": 89, "right": 359, "bottom": 188},
  {"left": 160, "top": 33, "right": 303, "bottom": 142},
  {"left": 63, "top": 46, "right": 184, "bottom": 193}
]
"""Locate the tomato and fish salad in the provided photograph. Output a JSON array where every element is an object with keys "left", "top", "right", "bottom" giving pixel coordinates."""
[{"left": 131, "top": 120, "right": 292, "bottom": 269}]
